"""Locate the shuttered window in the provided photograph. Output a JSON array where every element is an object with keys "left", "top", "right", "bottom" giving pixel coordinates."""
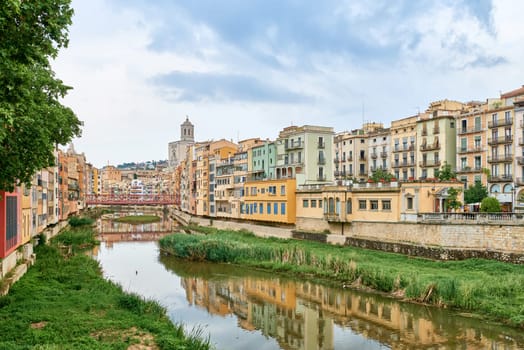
[{"left": 6, "top": 196, "right": 18, "bottom": 250}]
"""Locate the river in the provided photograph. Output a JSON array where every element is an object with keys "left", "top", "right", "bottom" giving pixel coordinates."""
[{"left": 93, "top": 215, "right": 524, "bottom": 350}]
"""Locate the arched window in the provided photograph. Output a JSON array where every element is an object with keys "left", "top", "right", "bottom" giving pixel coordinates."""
[
  {"left": 336, "top": 198, "right": 341, "bottom": 214},
  {"left": 346, "top": 199, "right": 352, "bottom": 214},
  {"left": 328, "top": 197, "right": 335, "bottom": 214},
  {"left": 503, "top": 184, "right": 513, "bottom": 193},
  {"left": 491, "top": 184, "right": 501, "bottom": 193},
  {"left": 323, "top": 197, "right": 328, "bottom": 213}
]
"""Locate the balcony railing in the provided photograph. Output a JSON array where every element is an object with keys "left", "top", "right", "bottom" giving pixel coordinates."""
[
  {"left": 489, "top": 174, "right": 513, "bottom": 182},
  {"left": 456, "top": 166, "right": 482, "bottom": 173},
  {"left": 334, "top": 170, "right": 347, "bottom": 177},
  {"left": 519, "top": 137, "right": 524, "bottom": 146},
  {"left": 323, "top": 213, "right": 349, "bottom": 222},
  {"left": 317, "top": 175, "right": 327, "bottom": 181},
  {"left": 488, "top": 135, "right": 513, "bottom": 145},
  {"left": 334, "top": 157, "right": 340, "bottom": 163},
  {"left": 359, "top": 156, "right": 366, "bottom": 161},
  {"left": 420, "top": 143, "right": 441, "bottom": 151},
  {"left": 487, "top": 154, "right": 513, "bottom": 163},
  {"left": 458, "top": 126, "right": 484, "bottom": 135},
  {"left": 285, "top": 141, "right": 303, "bottom": 150},
  {"left": 518, "top": 157, "right": 524, "bottom": 165},
  {"left": 380, "top": 152, "right": 388, "bottom": 158},
  {"left": 370, "top": 152, "right": 378, "bottom": 159},
  {"left": 318, "top": 141, "right": 325, "bottom": 149},
  {"left": 457, "top": 146, "right": 483, "bottom": 154},
  {"left": 370, "top": 166, "right": 388, "bottom": 172},
  {"left": 358, "top": 171, "right": 368, "bottom": 177},
  {"left": 317, "top": 158, "right": 326, "bottom": 165},
  {"left": 419, "top": 160, "right": 441, "bottom": 167},
  {"left": 421, "top": 129, "right": 428, "bottom": 136},
  {"left": 433, "top": 127, "right": 440, "bottom": 134},
  {"left": 488, "top": 118, "right": 513, "bottom": 128}
]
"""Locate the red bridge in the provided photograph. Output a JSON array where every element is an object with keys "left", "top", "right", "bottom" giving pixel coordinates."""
[{"left": 86, "top": 194, "right": 175, "bottom": 206}]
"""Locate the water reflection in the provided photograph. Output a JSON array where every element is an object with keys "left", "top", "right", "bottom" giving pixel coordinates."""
[
  {"left": 161, "top": 256, "right": 524, "bottom": 350},
  {"left": 97, "top": 210, "right": 176, "bottom": 244}
]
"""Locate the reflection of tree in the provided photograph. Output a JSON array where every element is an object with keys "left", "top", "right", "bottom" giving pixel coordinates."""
[{"left": 160, "top": 256, "right": 523, "bottom": 350}]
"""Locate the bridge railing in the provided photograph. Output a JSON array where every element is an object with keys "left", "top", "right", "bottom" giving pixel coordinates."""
[
  {"left": 86, "top": 194, "right": 175, "bottom": 205},
  {"left": 419, "top": 212, "right": 524, "bottom": 223}
]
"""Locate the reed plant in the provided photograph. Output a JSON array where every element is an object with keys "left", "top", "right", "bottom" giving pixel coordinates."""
[{"left": 160, "top": 226, "right": 524, "bottom": 328}]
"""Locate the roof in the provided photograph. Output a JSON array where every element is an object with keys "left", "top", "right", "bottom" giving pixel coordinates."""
[{"left": 501, "top": 85, "right": 524, "bottom": 99}]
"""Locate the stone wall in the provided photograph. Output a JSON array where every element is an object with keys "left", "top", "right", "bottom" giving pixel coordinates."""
[{"left": 190, "top": 216, "right": 293, "bottom": 239}]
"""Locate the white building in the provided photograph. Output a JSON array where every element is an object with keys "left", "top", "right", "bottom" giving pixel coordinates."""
[{"left": 168, "top": 117, "right": 194, "bottom": 168}]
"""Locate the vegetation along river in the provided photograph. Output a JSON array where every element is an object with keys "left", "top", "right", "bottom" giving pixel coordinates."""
[{"left": 94, "top": 216, "right": 524, "bottom": 349}]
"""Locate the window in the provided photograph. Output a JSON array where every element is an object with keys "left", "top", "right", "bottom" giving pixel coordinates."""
[
  {"left": 359, "top": 200, "right": 366, "bottom": 210},
  {"left": 274, "top": 203, "right": 278, "bottom": 214},
  {"left": 311, "top": 199, "right": 317, "bottom": 208},
  {"left": 346, "top": 200, "right": 352, "bottom": 214},
  {"left": 281, "top": 203, "right": 286, "bottom": 215},
  {"left": 318, "top": 199, "right": 322, "bottom": 208},
  {"left": 407, "top": 197, "right": 413, "bottom": 210},
  {"left": 382, "top": 200, "right": 391, "bottom": 210},
  {"left": 259, "top": 203, "right": 263, "bottom": 214},
  {"left": 370, "top": 200, "right": 379, "bottom": 210},
  {"left": 267, "top": 203, "right": 271, "bottom": 214},
  {"left": 303, "top": 199, "right": 309, "bottom": 208},
  {"left": 328, "top": 197, "right": 335, "bottom": 214},
  {"left": 280, "top": 185, "right": 286, "bottom": 195}
]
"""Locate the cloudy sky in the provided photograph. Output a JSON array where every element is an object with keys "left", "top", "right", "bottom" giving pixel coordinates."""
[{"left": 53, "top": 0, "right": 524, "bottom": 168}]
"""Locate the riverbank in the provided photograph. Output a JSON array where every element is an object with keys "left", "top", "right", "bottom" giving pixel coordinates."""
[
  {"left": 0, "top": 223, "right": 211, "bottom": 349},
  {"left": 115, "top": 214, "right": 161, "bottom": 224},
  {"left": 159, "top": 226, "right": 524, "bottom": 328}
]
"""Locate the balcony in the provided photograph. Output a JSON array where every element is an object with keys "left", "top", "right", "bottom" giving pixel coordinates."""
[
  {"left": 317, "top": 175, "right": 327, "bottom": 181},
  {"left": 518, "top": 157, "right": 524, "bottom": 165},
  {"left": 489, "top": 174, "right": 513, "bottom": 182},
  {"left": 488, "top": 135, "right": 513, "bottom": 145},
  {"left": 323, "top": 213, "right": 349, "bottom": 222},
  {"left": 334, "top": 170, "right": 347, "bottom": 177},
  {"left": 419, "top": 160, "right": 441, "bottom": 167},
  {"left": 519, "top": 138, "right": 524, "bottom": 146},
  {"left": 516, "top": 177, "right": 524, "bottom": 185},
  {"left": 317, "top": 158, "right": 326, "bottom": 165},
  {"left": 318, "top": 141, "right": 325, "bottom": 149},
  {"left": 420, "top": 143, "right": 441, "bottom": 151},
  {"left": 458, "top": 126, "right": 484, "bottom": 135},
  {"left": 488, "top": 118, "right": 513, "bottom": 128},
  {"left": 487, "top": 154, "right": 513, "bottom": 163},
  {"left": 285, "top": 141, "right": 303, "bottom": 150},
  {"left": 359, "top": 156, "right": 366, "bottom": 161},
  {"left": 456, "top": 166, "right": 482, "bottom": 173},
  {"left": 422, "top": 129, "right": 428, "bottom": 136},
  {"left": 433, "top": 127, "right": 440, "bottom": 135},
  {"left": 370, "top": 166, "right": 388, "bottom": 172},
  {"left": 347, "top": 156, "right": 353, "bottom": 161},
  {"left": 334, "top": 157, "right": 340, "bottom": 163},
  {"left": 370, "top": 152, "right": 378, "bottom": 159},
  {"left": 358, "top": 171, "right": 368, "bottom": 177},
  {"left": 457, "top": 146, "right": 483, "bottom": 154},
  {"left": 380, "top": 152, "right": 388, "bottom": 158}
]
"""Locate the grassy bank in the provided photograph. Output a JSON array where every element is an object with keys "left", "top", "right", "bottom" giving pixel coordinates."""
[
  {"left": 0, "top": 223, "right": 211, "bottom": 349},
  {"left": 115, "top": 215, "right": 161, "bottom": 224},
  {"left": 159, "top": 227, "right": 524, "bottom": 328}
]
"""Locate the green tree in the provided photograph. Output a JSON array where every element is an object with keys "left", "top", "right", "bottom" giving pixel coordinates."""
[
  {"left": 0, "top": 0, "right": 82, "bottom": 192},
  {"left": 435, "top": 162, "right": 456, "bottom": 181},
  {"left": 446, "top": 187, "right": 462, "bottom": 211},
  {"left": 480, "top": 197, "right": 501, "bottom": 212},
  {"left": 464, "top": 181, "right": 488, "bottom": 204},
  {"left": 369, "top": 167, "right": 394, "bottom": 182}
]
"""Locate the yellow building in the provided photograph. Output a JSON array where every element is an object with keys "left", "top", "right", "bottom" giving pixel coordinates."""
[
  {"left": 296, "top": 181, "right": 463, "bottom": 233},
  {"left": 20, "top": 184, "right": 32, "bottom": 245},
  {"left": 242, "top": 178, "right": 296, "bottom": 224},
  {"left": 390, "top": 115, "right": 418, "bottom": 181}
]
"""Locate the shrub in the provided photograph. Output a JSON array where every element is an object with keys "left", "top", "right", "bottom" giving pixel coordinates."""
[
  {"left": 68, "top": 216, "right": 95, "bottom": 227},
  {"left": 480, "top": 197, "right": 501, "bottom": 212}
]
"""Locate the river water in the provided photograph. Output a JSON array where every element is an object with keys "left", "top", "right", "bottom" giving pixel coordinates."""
[{"left": 93, "top": 217, "right": 524, "bottom": 350}]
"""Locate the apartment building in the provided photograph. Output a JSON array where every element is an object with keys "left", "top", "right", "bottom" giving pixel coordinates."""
[
  {"left": 242, "top": 178, "right": 296, "bottom": 224},
  {"left": 248, "top": 140, "right": 276, "bottom": 181},
  {"left": 455, "top": 101, "right": 489, "bottom": 186},
  {"left": 515, "top": 96, "right": 524, "bottom": 212},
  {"left": 0, "top": 189, "right": 20, "bottom": 260},
  {"left": 276, "top": 125, "right": 334, "bottom": 187},
  {"left": 390, "top": 116, "right": 418, "bottom": 181},
  {"left": 417, "top": 100, "right": 463, "bottom": 180},
  {"left": 367, "top": 124, "right": 390, "bottom": 176},
  {"left": 334, "top": 128, "right": 368, "bottom": 181}
]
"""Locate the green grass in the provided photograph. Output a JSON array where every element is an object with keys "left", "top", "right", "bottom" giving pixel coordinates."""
[
  {"left": 68, "top": 216, "right": 95, "bottom": 227},
  {"left": 114, "top": 215, "right": 161, "bottom": 224},
  {"left": 160, "top": 226, "right": 524, "bottom": 328},
  {"left": 0, "top": 226, "right": 211, "bottom": 350}
]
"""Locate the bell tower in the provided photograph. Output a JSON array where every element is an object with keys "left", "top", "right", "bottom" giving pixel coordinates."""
[{"left": 181, "top": 116, "right": 194, "bottom": 142}]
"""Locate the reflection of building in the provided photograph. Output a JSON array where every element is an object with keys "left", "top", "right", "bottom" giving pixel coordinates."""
[{"left": 177, "top": 273, "right": 521, "bottom": 350}]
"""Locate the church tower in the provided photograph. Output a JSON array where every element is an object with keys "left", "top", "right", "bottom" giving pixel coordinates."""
[{"left": 180, "top": 116, "right": 194, "bottom": 142}]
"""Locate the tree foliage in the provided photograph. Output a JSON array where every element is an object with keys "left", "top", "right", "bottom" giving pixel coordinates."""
[
  {"left": 369, "top": 167, "right": 394, "bottom": 182},
  {"left": 435, "top": 162, "right": 456, "bottom": 181},
  {"left": 464, "top": 181, "right": 488, "bottom": 204},
  {"left": 0, "top": 0, "right": 82, "bottom": 192},
  {"left": 480, "top": 197, "right": 501, "bottom": 213},
  {"left": 446, "top": 187, "right": 462, "bottom": 211}
]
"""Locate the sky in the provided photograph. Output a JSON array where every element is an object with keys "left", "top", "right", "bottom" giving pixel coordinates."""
[{"left": 52, "top": 0, "right": 524, "bottom": 168}]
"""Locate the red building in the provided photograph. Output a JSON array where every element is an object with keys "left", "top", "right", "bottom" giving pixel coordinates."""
[{"left": 0, "top": 190, "right": 21, "bottom": 259}]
